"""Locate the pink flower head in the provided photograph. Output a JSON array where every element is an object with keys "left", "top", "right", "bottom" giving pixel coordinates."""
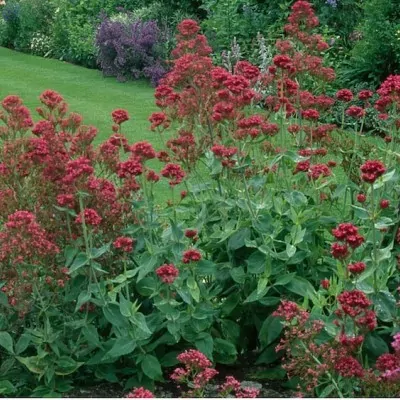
[
  {"left": 320, "top": 279, "right": 330, "bottom": 289},
  {"left": 331, "top": 242, "right": 349, "bottom": 259},
  {"left": 185, "top": 229, "right": 198, "bottom": 239},
  {"left": 220, "top": 376, "right": 241, "bottom": 393},
  {"left": 236, "top": 387, "right": 260, "bottom": 398},
  {"left": 161, "top": 163, "right": 186, "bottom": 186},
  {"left": 39, "top": 90, "right": 64, "bottom": 109},
  {"left": 307, "top": 163, "right": 331, "bottom": 180},
  {"left": 177, "top": 349, "right": 212, "bottom": 369},
  {"left": 334, "top": 356, "right": 364, "bottom": 378},
  {"left": 346, "top": 105, "right": 365, "bottom": 119},
  {"left": 177, "top": 19, "right": 200, "bottom": 36},
  {"left": 347, "top": 262, "right": 366, "bottom": 274},
  {"left": 156, "top": 264, "right": 179, "bottom": 284},
  {"left": 131, "top": 141, "right": 156, "bottom": 160},
  {"left": 2, "top": 95, "right": 22, "bottom": 112},
  {"left": 380, "top": 199, "right": 390, "bottom": 209},
  {"left": 338, "top": 290, "right": 371, "bottom": 317},
  {"left": 149, "top": 112, "right": 170, "bottom": 131},
  {"left": 392, "top": 332, "right": 400, "bottom": 353},
  {"left": 112, "top": 109, "right": 130, "bottom": 125},
  {"left": 273, "top": 300, "right": 309, "bottom": 323},
  {"left": 182, "top": 249, "right": 202, "bottom": 264},
  {"left": 75, "top": 208, "right": 102, "bottom": 226},
  {"left": 360, "top": 160, "right": 386, "bottom": 183},
  {"left": 336, "top": 89, "right": 353, "bottom": 102},
  {"left": 358, "top": 90, "right": 373, "bottom": 101},
  {"left": 125, "top": 387, "right": 154, "bottom": 398},
  {"left": 113, "top": 237, "right": 134, "bottom": 252}
]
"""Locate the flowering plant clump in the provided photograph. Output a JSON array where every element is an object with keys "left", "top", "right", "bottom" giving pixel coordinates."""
[{"left": 2, "top": 1, "right": 400, "bottom": 398}]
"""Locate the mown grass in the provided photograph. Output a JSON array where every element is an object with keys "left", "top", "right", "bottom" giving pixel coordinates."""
[{"left": 0, "top": 47, "right": 158, "bottom": 145}]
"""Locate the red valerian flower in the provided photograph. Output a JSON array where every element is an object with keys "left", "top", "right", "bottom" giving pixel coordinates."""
[
  {"left": 376, "top": 353, "right": 400, "bottom": 372},
  {"left": 331, "top": 242, "right": 349, "bottom": 259},
  {"left": 131, "top": 141, "right": 156, "bottom": 160},
  {"left": 125, "top": 387, "right": 154, "bottom": 398},
  {"left": 185, "top": 229, "right": 198, "bottom": 239},
  {"left": 146, "top": 170, "right": 160, "bottom": 182},
  {"left": 177, "top": 349, "right": 212, "bottom": 369},
  {"left": 117, "top": 157, "right": 143, "bottom": 178},
  {"left": 380, "top": 199, "right": 390, "bottom": 209},
  {"left": 360, "top": 160, "right": 386, "bottom": 183},
  {"left": 182, "top": 249, "right": 201, "bottom": 263},
  {"left": 320, "top": 279, "right": 330, "bottom": 289},
  {"left": 1, "top": 95, "right": 22, "bottom": 112},
  {"left": 358, "top": 90, "right": 373, "bottom": 101},
  {"left": 75, "top": 208, "right": 102, "bottom": 226},
  {"left": 347, "top": 262, "right": 366, "bottom": 274},
  {"left": 177, "top": 19, "right": 201, "bottom": 36},
  {"left": 113, "top": 237, "right": 134, "bottom": 252},
  {"left": 156, "top": 264, "right": 179, "bottom": 284},
  {"left": 357, "top": 193, "right": 366, "bottom": 203},
  {"left": 273, "top": 300, "right": 309, "bottom": 323},
  {"left": 338, "top": 290, "right": 371, "bottom": 316},
  {"left": 234, "top": 61, "right": 260, "bottom": 80},
  {"left": 32, "top": 120, "right": 54, "bottom": 136},
  {"left": 180, "top": 190, "right": 188, "bottom": 199},
  {"left": 57, "top": 194, "right": 75, "bottom": 208},
  {"left": 334, "top": 356, "right": 364, "bottom": 378},
  {"left": 149, "top": 112, "right": 170, "bottom": 131},
  {"left": 236, "top": 387, "right": 260, "bottom": 398},
  {"left": 336, "top": 89, "right": 353, "bottom": 102},
  {"left": 301, "top": 108, "right": 320, "bottom": 120},
  {"left": 294, "top": 160, "right": 310, "bottom": 174},
  {"left": 332, "top": 223, "right": 359, "bottom": 241},
  {"left": 39, "top": 89, "right": 64, "bottom": 109},
  {"left": 112, "top": 109, "right": 130, "bottom": 125},
  {"left": 346, "top": 105, "right": 365, "bottom": 118},
  {"left": 161, "top": 163, "right": 186, "bottom": 186},
  {"left": 307, "top": 163, "right": 331, "bottom": 180},
  {"left": 273, "top": 55, "right": 293, "bottom": 70}
]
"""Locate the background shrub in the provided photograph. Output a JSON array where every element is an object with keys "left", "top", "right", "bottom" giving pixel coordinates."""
[{"left": 95, "top": 15, "right": 168, "bottom": 85}]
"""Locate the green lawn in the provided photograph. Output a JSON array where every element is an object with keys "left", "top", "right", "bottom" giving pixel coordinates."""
[{"left": 0, "top": 47, "right": 158, "bottom": 145}]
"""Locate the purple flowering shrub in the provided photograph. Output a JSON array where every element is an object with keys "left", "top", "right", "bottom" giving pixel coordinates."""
[{"left": 95, "top": 14, "right": 168, "bottom": 86}]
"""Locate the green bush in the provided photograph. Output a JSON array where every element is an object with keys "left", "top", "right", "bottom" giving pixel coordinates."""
[
  {"left": 340, "top": 0, "right": 400, "bottom": 87},
  {"left": 13, "top": 0, "right": 55, "bottom": 52}
]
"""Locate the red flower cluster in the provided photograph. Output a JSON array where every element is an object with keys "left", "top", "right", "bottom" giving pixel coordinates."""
[
  {"left": 334, "top": 356, "right": 364, "bottom": 378},
  {"left": 331, "top": 223, "right": 364, "bottom": 259},
  {"left": 156, "top": 264, "right": 179, "bottom": 284},
  {"left": 111, "top": 109, "right": 130, "bottom": 125},
  {"left": 347, "top": 261, "right": 366, "bottom": 274},
  {"left": 360, "top": 160, "right": 386, "bottom": 183},
  {"left": 346, "top": 105, "right": 365, "bottom": 119},
  {"left": 75, "top": 208, "right": 102, "bottom": 226},
  {"left": 182, "top": 249, "right": 202, "bottom": 264},
  {"left": 375, "top": 75, "right": 400, "bottom": 112},
  {"left": 113, "top": 237, "right": 134, "bottom": 252},
  {"left": 125, "top": 387, "right": 154, "bottom": 398},
  {"left": 273, "top": 300, "right": 309, "bottom": 323},
  {"left": 336, "top": 89, "right": 353, "bottom": 102},
  {"left": 307, "top": 163, "right": 331, "bottom": 180},
  {"left": 161, "top": 163, "right": 186, "bottom": 186}
]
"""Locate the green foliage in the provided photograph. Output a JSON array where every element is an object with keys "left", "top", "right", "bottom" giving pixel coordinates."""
[{"left": 341, "top": 0, "right": 400, "bottom": 86}]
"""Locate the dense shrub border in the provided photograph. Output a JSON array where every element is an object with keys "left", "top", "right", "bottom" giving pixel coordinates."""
[{"left": 1, "top": 1, "right": 400, "bottom": 398}]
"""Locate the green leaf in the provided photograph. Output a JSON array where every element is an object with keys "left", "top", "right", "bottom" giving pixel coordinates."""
[
  {"left": 318, "top": 384, "right": 335, "bottom": 398},
  {"left": 16, "top": 356, "right": 48, "bottom": 375},
  {"left": 82, "top": 325, "right": 100, "bottom": 348},
  {"left": 91, "top": 242, "right": 111, "bottom": 259},
  {"left": 255, "top": 344, "right": 281, "bottom": 365},
  {"left": 284, "top": 190, "right": 307, "bottom": 206},
  {"left": 214, "top": 338, "right": 237, "bottom": 356},
  {"left": 0, "top": 332, "right": 14, "bottom": 354},
  {"left": 243, "top": 287, "right": 269, "bottom": 303},
  {"left": 351, "top": 205, "right": 369, "bottom": 220},
  {"left": 75, "top": 290, "right": 91, "bottom": 312},
  {"left": 363, "top": 332, "right": 389, "bottom": 357},
  {"left": 68, "top": 252, "right": 90, "bottom": 274},
  {"left": 247, "top": 251, "right": 266, "bottom": 275},
  {"left": 285, "top": 276, "right": 317, "bottom": 302},
  {"left": 187, "top": 276, "right": 200, "bottom": 302},
  {"left": 103, "top": 337, "right": 136, "bottom": 360},
  {"left": 15, "top": 333, "right": 31, "bottom": 355},
  {"left": 372, "top": 291, "right": 396, "bottom": 322},
  {"left": 137, "top": 254, "right": 159, "bottom": 282},
  {"left": 130, "top": 313, "right": 152, "bottom": 336},
  {"left": 275, "top": 272, "right": 296, "bottom": 286},
  {"left": 228, "top": 228, "right": 251, "bottom": 251},
  {"left": 136, "top": 277, "right": 157, "bottom": 296},
  {"left": 64, "top": 246, "right": 79, "bottom": 267},
  {"left": 55, "top": 356, "right": 84, "bottom": 376},
  {"left": 259, "top": 315, "right": 283, "bottom": 348},
  {"left": 286, "top": 243, "right": 296, "bottom": 258},
  {"left": 103, "top": 304, "right": 129, "bottom": 328},
  {"left": 221, "top": 292, "right": 240, "bottom": 316},
  {"left": 0, "top": 380, "right": 16, "bottom": 395},
  {"left": 230, "top": 267, "right": 246, "bottom": 284},
  {"left": 195, "top": 332, "right": 214, "bottom": 360},
  {"left": 141, "top": 354, "right": 162, "bottom": 380},
  {"left": 196, "top": 260, "right": 217, "bottom": 276},
  {"left": 160, "top": 351, "right": 180, "bottom": 367}
]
